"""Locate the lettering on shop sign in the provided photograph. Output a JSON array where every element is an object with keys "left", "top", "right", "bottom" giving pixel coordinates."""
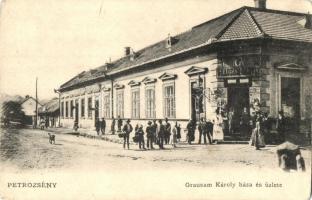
[
  {"left": 217, "top": 66, "right": 265, "bottom": 78},
  {"left": 217, "top": 57, "right": 265, "bottom": 78}
]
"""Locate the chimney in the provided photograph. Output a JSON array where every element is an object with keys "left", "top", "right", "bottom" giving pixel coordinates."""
[
  {"left": 124, "top": 47, "right": 131, "bottom": 56},
  {"left": 254, "top": 0, "right": 266, "bottom": 9},
  {"left": 166, "top": 34, "right": 172, "bottom": 49}
]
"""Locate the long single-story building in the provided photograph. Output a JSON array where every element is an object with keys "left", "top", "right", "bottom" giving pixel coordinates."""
[
  {"left": 58, "top": 0, "right": 312, "bottom": 139},
  {"left": 38, "top": 98, "right": 60, "bottom": 128}
]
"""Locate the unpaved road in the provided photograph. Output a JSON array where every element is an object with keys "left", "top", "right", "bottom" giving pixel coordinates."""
[
  {"left": 0, "top": 128, "right": 311, "bottom": 172},
  {"left": 0, "top": 128, "right": 311, "bottom": 200}
]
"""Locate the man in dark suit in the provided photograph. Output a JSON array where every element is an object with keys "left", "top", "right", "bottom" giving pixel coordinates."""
[
  {"left": 95, "top": 118, "right": 100, "bottom": 135},
  {"left": 100, "top": 118, "right": 106, "bottom": 135},
  {"left": 206, "top": 119, "right": 213, "bottom": 144},
  {"left": 158, "top": 119, "right": 165, "bottom": 149},
  {"left": 122, "top": 119, "right": 133, "bottom": 149},
  {"left": 111, "top": 118, "right": 116, "bottom": 135},
  {"left": 146, "top": 121, "right": 154, "bottom": 149},
  {"left": 276, "top": 111, "right": 286, "bottom": 143},
  {"left": 151, "top": 119, "right": 158, "bottom": 145},
  {"left": 198, "top": 118, "right": 207, "bottom": 144},
  {"left": 164, "top": 118, "right": 171, "bottom": 145},
  {"left": 117, "top": 115, "right": 123, "bottom": 132},
  {"left": 186, "top": 119, "right": 195, "bottom": 144}
]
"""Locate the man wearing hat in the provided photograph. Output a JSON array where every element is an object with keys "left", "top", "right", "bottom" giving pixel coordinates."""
[
  {"left": 117, "top": 115, "right": 123, "bottom": 132},
  {"left": 157, "top": 119, "right": 165, "bottom": 149},
  {"left": 151, "top": 119, "right": 158, "bottom": 145},
  {"left": 164, "top": 117, "right": 171, "bottom": 145},
  {"left": 146, "top": 121, "right": 154, "bottom": 149},
  {"left": 122, "top": 119, "right": 133, "bottom": 149},
  {"left": 198, "top": 117, "right": 207, "bottom": 144},
  {"left": 100, "top": 117, "right": 106, "bottom": 135}
]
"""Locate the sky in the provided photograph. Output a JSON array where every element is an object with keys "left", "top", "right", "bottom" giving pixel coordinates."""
[{"left": 0, "top": 0, "right": 311, "bottom": 100}]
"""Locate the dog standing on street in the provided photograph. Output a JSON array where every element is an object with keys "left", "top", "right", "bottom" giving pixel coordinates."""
[{"left": 48, "top": 133, "right": 55, "bottom": 144}]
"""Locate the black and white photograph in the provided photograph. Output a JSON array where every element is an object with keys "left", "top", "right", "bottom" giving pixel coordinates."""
[{"left": 0, "top": 0, "right": 311, "bottom": 199}]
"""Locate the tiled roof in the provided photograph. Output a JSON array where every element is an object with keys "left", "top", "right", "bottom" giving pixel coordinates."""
[
  {"left": 59, "top": 65, "right": 106, "bottom": 90},
  {"left": 59, "top": 6, "right": 312, "bottom": 91},
  {"left": 250, "top": 9, "right": 312, "bottom": 42},
  {"left": 38, "top": 98, "right": 59, "bottom": 114},
  {"left": 219, "top": 9, "right": 262, "bottom": 41}
]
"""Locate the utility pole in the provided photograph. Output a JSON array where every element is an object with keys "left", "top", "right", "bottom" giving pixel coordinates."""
[
  {"left": 54, "top": 88, "right": 61, "bottom": 127},
  {"left": 35, "top": 77, "right": 38, "bottom": 128}
]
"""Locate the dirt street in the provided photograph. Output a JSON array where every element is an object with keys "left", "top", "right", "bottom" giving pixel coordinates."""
[{"left": 0, "top": 128, "right": 311, "bottom": 200}]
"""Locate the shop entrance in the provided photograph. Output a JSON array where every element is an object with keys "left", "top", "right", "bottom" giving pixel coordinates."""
[
  {"left": 191, "top": 80, "right": 204, "bottom": 122},
  {"left": 281, "top": 77, "right": 300, "bottom": 130},
  {"left": 227, "top": 85, "right": 250, "bottom": 135}
]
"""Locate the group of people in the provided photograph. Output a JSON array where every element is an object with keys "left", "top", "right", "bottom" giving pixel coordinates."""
[
  {"left": 92, "top": 105, "right": 287, "bottom": 151},
  {"left": 119, "top": 108, "right": 227, "bottom": 150},
  {"left": 95, "top": 118, "right": 106, "bottom": 135},
  {"left": 120, "top": 118, "right": 182, "bottom": 150},
  {"left": 186, "top": 107, "right": 225, "bottom": 145},
  {"left": 249, "top": 110, "right": 287, "bottom": 150}
]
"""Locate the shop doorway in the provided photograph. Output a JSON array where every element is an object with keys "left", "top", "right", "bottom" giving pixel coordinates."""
[
  {"left": 227, "top": 85, "right": 250, "bottom": 135},
  {"left": 281, "top": 77, "right": 300, "bottom": 130},
  {"left": 191, "top": 81, "right": 204, "bottom": 122}
]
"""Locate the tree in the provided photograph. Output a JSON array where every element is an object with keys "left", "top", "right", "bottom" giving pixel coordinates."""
[{"left": 1, "top": 101, "right": 26, "bottom": 126}]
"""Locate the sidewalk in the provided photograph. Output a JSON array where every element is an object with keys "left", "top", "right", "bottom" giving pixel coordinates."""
[
  {"left": 39, "top": 126, "right": 311, "bottom": 147},
  {"left": 41, "top": 126, "right": 132, "bottom": 144}
]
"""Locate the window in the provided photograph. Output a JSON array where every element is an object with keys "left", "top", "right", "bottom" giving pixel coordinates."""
[
  {"left": 87, "top": 97, "right": 92, "bottom": 118},
  {"left": 131, "top": 89, "right": 140, "bottom": 118},
  {"left": 145, "top": 87, "right": 155, "bottom": 118},
  {"left": 104, "top": 92, "right": 110, "bottom": 118},
  {"left": 65, "top": 101, "right": 68, "bottom": 118},
  {"left": 81, "top": 98, "right": 85, "bottom": 117},
  {"left": 70, "top": 100, "right": 74, "bottom": 118},
  {"left": 163, "top": 84, "right": 175, "bottom": 118},
  {"left": 116, "top": 90, "right": 124, "bottom": 118},
  {"left": 61, "top": 101, "right": 64, "bottom": 118}
]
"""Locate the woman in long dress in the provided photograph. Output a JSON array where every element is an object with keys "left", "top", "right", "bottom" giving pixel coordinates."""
[
  {"left": 250, "top": 113, "right": 266, "bottom": 150},
  {"left": 213, "top": 108, "right": 224, "bottom": 144}
]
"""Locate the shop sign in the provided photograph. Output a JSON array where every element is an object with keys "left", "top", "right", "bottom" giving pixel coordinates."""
[
  {"left": 217, "top": 66, "right": 265, "bottom": 78},
  {"left": 217, "top": 57, "right": 265, "bottom": 78}
]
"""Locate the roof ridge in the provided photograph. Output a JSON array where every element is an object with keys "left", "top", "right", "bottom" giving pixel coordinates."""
[
  {"left": 245, "top": 9, "right": 264, "bottom": 36},
  {"left": 245, "top": 6, "right": 310, "bottom": 17},
  {"left": 108, "top": 7, "right": 246, "bottom": 67},
  {"left": 215, "top": 7, "right": 246, "bottom": 39},
  {"left": 193, "top": 6, "right": 247, "bottom": 29}
]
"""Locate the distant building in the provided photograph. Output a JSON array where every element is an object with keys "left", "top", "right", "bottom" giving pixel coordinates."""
[
  {"left": 38, "top": 98, "right": 60, "bottom": 128},
  {"left": 20, "top": 95, "right": 42, "bottom": 125},
  {"left": 58, "top": 1, "right": 312, "bottom": 138}
]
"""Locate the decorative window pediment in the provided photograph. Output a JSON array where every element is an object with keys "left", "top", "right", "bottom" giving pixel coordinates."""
[
  {"left": 142, "top": 76, "right": 157, "bottom": 84},
  {"left": 158, "top": 73, "right": 177, "bottom": 81},
  {"left": 102, "top": 87, "right": 111, "bottom": 91},
  {"left": 101, "top": 85, "right": 111, "bottom": 91},
  {"left": 275, "top": 63, "right": 307, "bottom": 71},
  {"left": 128, "top": 80, "right": 141, "bottom": 87},
  {"left": 184, "top": 66, "right": 208, "bottom": 76},
  {"left": 114, "top": 83, "right": 125, "bottom": 89}
]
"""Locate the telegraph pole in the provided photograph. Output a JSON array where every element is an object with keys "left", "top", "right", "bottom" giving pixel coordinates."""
[
  {"left": 54, "top": 88, "right": 61, "bottom": 127},
  {"left": 35, "top": 77, "right": 38, "bottom": 128}
]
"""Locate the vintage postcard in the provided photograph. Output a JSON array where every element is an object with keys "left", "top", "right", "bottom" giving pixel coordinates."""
[{"left": 0, "top": 0, "right": 311, "bottom": 199}]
